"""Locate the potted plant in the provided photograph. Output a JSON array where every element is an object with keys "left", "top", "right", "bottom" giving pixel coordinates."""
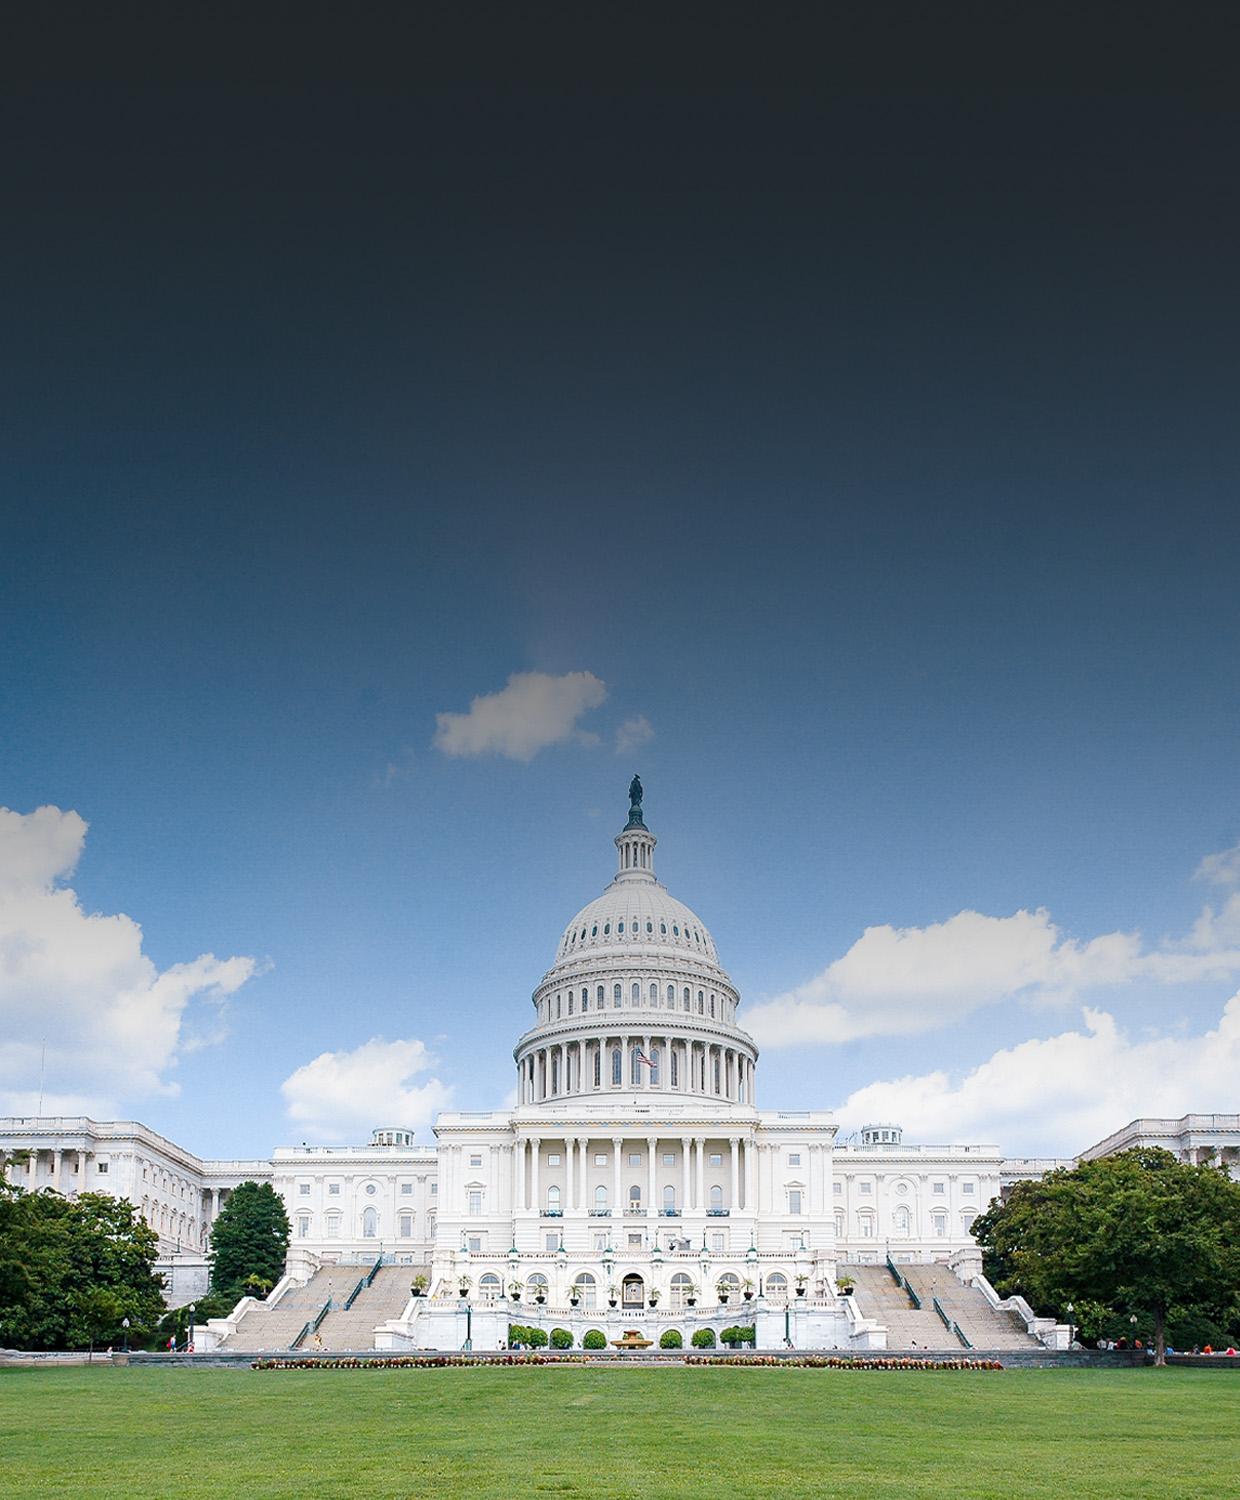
[
  {"left": 508, "top": 1281, "right": 522, "bottom": 1302},
  {"left": 742, "top": 1278, "right": 755, "bottom": 1302},
  {"left": 685, "top": 1280, "right": 699, "bottom": 1307},
  {"left": 410, "top": 1274, "right": 428, "bottom": 1299},
  {"left": 648, "top": 1287, "right": 660, "bottom": 1307},
  {"left": 836, "top": 1277, "right": 855, "bottom": 1298},
  {"left": 569, "top": 1287, "right": 581, "bottom": 1307},
  {"left": 534, "top": 1285, "right": 547, "bottom": 1305},
  {"left": 794, "top": 1273, "right": 809, "bottom": 1298},
  {"left": 716, "top": 1279, "right": 731, "bottom": 1305},
  {"left": 458, "top": 1275, "right": 472, "bottom": 1299}
]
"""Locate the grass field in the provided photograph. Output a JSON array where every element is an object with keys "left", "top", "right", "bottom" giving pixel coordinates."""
[{"left": 2, "top": 1366, "right": 1238, "bottom": 1499}]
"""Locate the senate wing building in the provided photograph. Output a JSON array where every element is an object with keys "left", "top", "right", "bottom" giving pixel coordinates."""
[{"left": 3, "top": 782, "right": 1237, "bottom": 1351}]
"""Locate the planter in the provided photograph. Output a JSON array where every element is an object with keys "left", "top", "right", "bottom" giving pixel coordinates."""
[
  {"left": 686, "top": 1298, "right": 696, "bottom": 1307},
  {"left": 795, "top": 1287, "right": 807, "bottom": 1298},
  {"left": 535, "top": 1296, "right": 546, "bottom": 1305},
  {"left": 608, "top": 1300, "right": 617, "bottom": 1308},
  {"left": 743, "top": 1292, "right": 753, "bottom": 1301}
]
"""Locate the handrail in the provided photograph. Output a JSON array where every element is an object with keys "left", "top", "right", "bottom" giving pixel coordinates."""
[
  {"left": 886, "top": 1256, "right": 921, "bottom": 1310},
  {"left": 365, "top": 1256, "right": 384, "bottom": 1288},
  {"left": 953, "top": 1320, "right": 973, "bottom": 1349},
  {"left": 343, "top": 1277, "right": 366, "bottom": 1311},
  {"left": 932, "top": 1296, "right": 951, "bottom": 1329},
  {"left": 291, "top": 1297, "right": 332, "bottom": 1349},
  {"left": 931, "top": 1297, "right": 971, "bottom": 1347}
]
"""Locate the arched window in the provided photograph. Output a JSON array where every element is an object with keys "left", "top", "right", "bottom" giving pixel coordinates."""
[
  {"left": 713, "top": 1054, "right": 721, "bottom": 1093},
  {"left": 594, "top": 1185, "right": 608, "bottom": 1212},
  {"left": 593, "top": 1049, "right": 601, "bottom": 1088},
  {"left": 698, "top": 991, "right": 705, "bottom": 1014},
  {"left": 631, "top": 982, "right": 640, "bottom": 1004},
  {"left": 932, "top": 1211, "right": 948, "bottom": 1238},
  {"left": 581, "top": 987, "right": 589, "bottom": 1012},
  {"left": 556, "top": 994, "right": 562, "bottom": 1017},
  {"left": 683, "top": 987, "right": 691, "bottom": 1011},
  {"left": 326, "top": 1211, "right": 342, "bottom": 1238},
  {"left": 573, "top": 1272, "right": 597, "bottom": 1308},
  {"left": 551, "top": 1053, "right": 560, "bottom": 1094},
  {"left": 709, "top": 994, "right": 715, "bottom": 1016},
  {"left": 398, "top": 1212, "right": 413, "bottom": 1238},
  {"left": 857, "top": 1210, "right": 876, "bottom": 1239},
  {"left": 567, "top": 992, "right": 574, "bottom": 1015},
  {"left": 649, "top": 983, "right": 659, "bottom": 1005},
  {"left": 709, "top": 1184, "right": 724, "bottom": 1212},
  {"left": 629, "top": 1184, "right": 642, "bottom": 1210},
  {"left": 362, "top": 1206, "right": 378, "bottom": 1238},
  {"left": 766, "top": 1272, "right": 788, "bottom": 1301},
  {"left": 663, "top": 1184, "right": 676, "bottom": 1212},
  {"left": 611, "top": 1049, "right": 622, "bottom": 1085},
  {"left": 479, "top": 1274, "right": 501, "bottom": 1302},
  {"left": 670, "top": 1272, "right": 693, "bottom": 1309},
  {"left": 630, "top": 1047, "right": 642, "bottom": 1085},
  {"left": 613, "top": 983, "right": 622, "bottom": 1007},
  {"left": 296, "top": 1214, "right": 310, "bottom": 1238},
  {"left": 650, "top": 1046, "right": 661, "bottom": 1086},
  {"left": 527, "top": 1273, "right": 548, "bottom": 1298},
  {"left": 892, "top": 1205, "right": 911, "bottom": 1238},
  {"left": 547, "top": 1185, "right": 560, "bottom": 1212},
  {"left": 666, "top": 983, "right": 675, "bottom": 1004},
  {"left": 834, "top": 1210, "right": 845, "bottom": 1238},
  {"left": 597, "top": 985, "right": 604, "bottom": 1006},
  {"left": 670, "top": 1049, "right": 679, "bottom": 1087}
]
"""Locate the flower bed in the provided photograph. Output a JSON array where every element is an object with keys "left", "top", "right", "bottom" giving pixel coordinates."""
[{"left": 252, "top": 1353, "right": 1004, "bottom": 1372}]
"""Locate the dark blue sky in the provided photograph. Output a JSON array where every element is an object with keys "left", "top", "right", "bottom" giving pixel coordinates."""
[{"left": 3, "top": 6, "right": 1239, "bottom": 1156}]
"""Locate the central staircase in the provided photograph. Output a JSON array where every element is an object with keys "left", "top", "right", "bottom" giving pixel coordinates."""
[{"left": 847, "top": 1262, "right": 1040, "bottom": 1350}]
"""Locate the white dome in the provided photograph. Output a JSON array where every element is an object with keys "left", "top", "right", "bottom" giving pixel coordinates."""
[{"left": 554, "top": 884, "right": 720, "bottom": 968}]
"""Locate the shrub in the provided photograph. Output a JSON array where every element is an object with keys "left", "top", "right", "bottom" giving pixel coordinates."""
[
  {"left": 690, "top": 1328, "right": 716, "bottom": 1349},
  {"left": 525, "top": 1326, "right": 548, "bottom": 1349},
  {"left": 582, "top": 1329, "right": 607, "bottom": 1350},
  {"left": 659, "top": 1329, "right": 683, "bottom": 1349},
  {"left": 507, "top": 1324, "right": 529, "bottom": 1347},
  {"left": 550, "top": 1327, "right": 573, "bottom": 1350}
]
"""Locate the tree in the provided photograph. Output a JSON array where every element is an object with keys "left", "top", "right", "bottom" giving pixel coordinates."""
[
  {"left": 208, "top": 1182, "right": 290, "bottom": 1297},
  {"left": 973, "top": 1149, "right": 1240, "bottom": 1365},
  {"left": 0, "top": 1187, "right": 165, "bottom": 1350}
]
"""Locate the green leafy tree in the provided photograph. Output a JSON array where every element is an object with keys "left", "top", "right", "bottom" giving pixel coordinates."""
[
  {"left": 0, "top": 1188, "right": 165, "bottom": 1350},
  {"left": 973, "top": 1149, "right": 1240, "bottom": 1365},
  {"left": 659, "top": 1328, "right": 682, "bottom": 1349},
  {"left": 550, "top": 1326, "right": 573, "bottom": 1349},
  {"left": 208, "top": 1182, "right": 289, "bottom": 1297},
  {"left": 582, "top": 1328, "right": 606, "bottom": 1349},
  {"left": 690, "top": 1327, "right": 716, "bottom": 1348}
]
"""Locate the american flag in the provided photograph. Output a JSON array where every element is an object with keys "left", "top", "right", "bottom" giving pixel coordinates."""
[{"left": 635, "top": 1049, "right": 656, "bottom": 1068}]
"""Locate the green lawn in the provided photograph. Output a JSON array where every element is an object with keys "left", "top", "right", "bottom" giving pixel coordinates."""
[{"left": 2, "top": 1366, "right": 1237, "bottom": 1499}]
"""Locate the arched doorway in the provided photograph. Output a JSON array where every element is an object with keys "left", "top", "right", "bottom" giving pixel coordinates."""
[{"left": 621, "top": 1273, "right": 645, "bottom": 1308}]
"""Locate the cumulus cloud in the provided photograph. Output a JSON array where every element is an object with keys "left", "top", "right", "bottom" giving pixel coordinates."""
[
  {"left": 280, "top": 1036, "right": 452, "bottom": 1142},
  {"left": 747, "top": 905, "right": 1240, "bottom": 1048},
  {"left": 1195, "top": 842, "right": 1240, "bottom": 887},
  {"left": 837, "top": 994, "right": 1240, "bottom": 1158},
  {"left": 0, "top": 805, "right": 258, "bottom": 1116},
  {"left": 433, "top": 671, "right": 607, "bottom": 762},
  {"left": 614, "top": 715, "right": 655, "bottom": 755}
]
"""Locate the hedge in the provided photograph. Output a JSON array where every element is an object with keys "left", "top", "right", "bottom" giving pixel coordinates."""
[
  {"left": 690, "top": 1328, "right": 717, "bottom": 1349},
  {"left": 550, "top": 1328, "right": 573, "bottom": 1350},
  {"left": 659, "top": 1329, "right": 683, "bottom": 1349}
]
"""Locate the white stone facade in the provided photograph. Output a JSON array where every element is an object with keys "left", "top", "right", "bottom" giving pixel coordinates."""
[{"left": 1, "top": 790, "right": 1230, "bottom": 1340}]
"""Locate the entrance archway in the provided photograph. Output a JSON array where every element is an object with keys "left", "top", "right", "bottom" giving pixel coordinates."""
[{"left": 621, "top": 1273, "right": 645, "bottom": 1308}]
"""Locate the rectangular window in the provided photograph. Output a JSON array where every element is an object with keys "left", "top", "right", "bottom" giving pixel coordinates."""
[
  {"left": 788, "top": 1189, "right": 803, "bottom": 1214},
  {"left": 97, "top": 1161, "right": 108, "bottom": 1175},
  {"left": 470, "top": 1155, "right": 483, "bottom": 1168},
  {"left": 962, "top": 1182, "right": 976, "bottom": 1195},
  {"left": 545, "top": 1233, "right": 559, "bottom": 1251},
  {"left": 431, "top": 1183, "right": 437, "bottom": 1195},
  {"left": 298, "top": 1183, "right": 310, "bottom": 1196},
  {"left": 468, "top": 1235, "right": 483, "bottom": 1253},
  {"left": 859, "top": 1181, "right": 873, "bottom": 1194},
  {"left": 400, "top": 1182, "right": 413, "bottom": 1195},
  {"left": 328, "top": 1182, "right": 341, "bottom": 1195},
  {"left": 932, "top": 1182, "right": 946, "bottom": 1195},
  {"left": 709, "top": 1153, "right": 722, "bottom": 1167},
  {"left": 832, "top": 1181, "right": 842, "bottom": 1195},
  {"left": 297, "top": 1217, "right": 309, "bottom": 1238},
  {"left": 628, "top": 1153, "right": 641, "bottom": 1167},
  {"left": 593, "top": 1233, "right": 608, "bottom": 1251},
  {"left": 398, "top": 1216, "right": 412, "bottom": 1238},
  {"left": 662, "top": 1153, "right": 676, "bottom": 1165},
  {"left": 627, "top": 1233, "right": 643, "bottom": 1247},
  {"left": 788, "top": 1153, "right": 801, "bottom": 1167},
  {"left": 594, "top": 1153, "right": 608, "bottom": 1167},
  {"left": 711, "top": 1232, "right": 725, "bottom": 1252},
  {"left": 548, "top": 1154, "right": 561, "bottom": 1166},
  {"left": 468, "top": 1190, "right": 482, "bottom": 1215}
]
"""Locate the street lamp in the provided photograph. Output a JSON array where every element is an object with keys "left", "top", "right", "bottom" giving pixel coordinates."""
[
  {"left": 1129, "top": 1313, "right": 1138, "bottom": 1348},
  {"left": 1065, "top": 1303, "right": 1074, "bottom": 1349},
  {"left": 188, "top": 1303, "right": 196, "bottom": 1352},
  {"left": 121, "top": 1317, "right": 130, "bottom": 1354}
]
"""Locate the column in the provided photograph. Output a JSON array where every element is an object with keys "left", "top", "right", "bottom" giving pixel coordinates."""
[
  {"left": 647, "top": 1136, "right": 657, "bottom": 1216},
  {"left": 729, "top": 1138, "right": 740, "bottom": 1212},
  {"left": 612, "top": 1137, "right": 622, "bottom": 1217},
  {"left": 530, "top": 1139, "right": 541, "bottom": 1213},
  {"left": 744, "top": 1136, "right": 756, "bottom": 1212},
  {"left": 695, "top": 1135, "right": 705, "bottom": 1212},
  {"left": 566, "top": 1137, "right": 577, "bottom": 1211},
  {"left": 681, "top": 1137, "right": 692, "bottom": 1215},
  {"left": 79, "top": 1149, "right": 89, "bottom": 1193},
  {"left": 51, "top": 1149, "right": 62, "bottom": 1193},
  {"left": 643, "top": 1034, "right": 652, "bottom": 1089}
]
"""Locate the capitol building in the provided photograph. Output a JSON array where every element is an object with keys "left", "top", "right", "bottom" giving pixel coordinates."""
[{"left": 3, "top": 781, "right": 1237, "bottom": 1351}]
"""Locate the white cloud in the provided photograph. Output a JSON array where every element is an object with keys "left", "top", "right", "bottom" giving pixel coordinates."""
[
  {"left": 1195, "top": 842, "right": 1240, "bottom": 886},
  {"left": 748, "top": 905, "right": 1240, "bottom": 1049},
  {"left": 614, "top": 715, "right": 655, "bottom": 755},
  {"left": 837, "top": 993, "right": 1240, "bottom": 1158},
  {"left": 433, "top": 671, "right": 607, "bottom": 762},
  {"left": 281, "top": 1036, "right": 452, "bottom": 1142},
  {"left": 0, "top": 805, "right": 258, "bottom": 1116}
]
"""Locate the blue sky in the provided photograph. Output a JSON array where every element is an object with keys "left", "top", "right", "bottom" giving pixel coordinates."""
[{"left": 2, "top": 11, "right": 1239, "bottom": 1158}]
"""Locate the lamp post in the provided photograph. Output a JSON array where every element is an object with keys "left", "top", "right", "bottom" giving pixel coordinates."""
[
  {"left": 1129, "top": 1313, "right": 1138, "bottom": 1349},
  {"left": 187, "top": 1302, "right": 196, "bottom": 1352},
  {"left": 121, "top": 1317, "right": 130, "bottom": 1354},
  {"left": 1065, "top": 1303, "right": 1074, "bottom": 1350}
]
